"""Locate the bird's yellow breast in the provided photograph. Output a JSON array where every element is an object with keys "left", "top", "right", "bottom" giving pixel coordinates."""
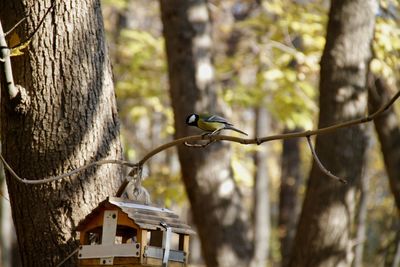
[{"left": 197, "top": 120, "right": 223, "bottom": 132}]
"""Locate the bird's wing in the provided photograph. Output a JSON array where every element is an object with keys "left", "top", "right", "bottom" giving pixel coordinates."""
[{"left": 204, "top": 114, "right": 233, "bottom": 125}]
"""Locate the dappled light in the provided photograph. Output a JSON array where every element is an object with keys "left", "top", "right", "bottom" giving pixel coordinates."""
[{"left": 0, "top": 0, "right": 399, "bottom": 266}]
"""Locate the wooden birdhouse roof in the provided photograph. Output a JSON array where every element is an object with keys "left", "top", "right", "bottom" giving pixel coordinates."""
[{"left": 76, "top": 197, "right": 195, "bottom": 235}]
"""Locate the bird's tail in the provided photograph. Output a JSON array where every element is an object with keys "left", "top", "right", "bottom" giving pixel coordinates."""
[{"left": 225, "top": 126, "right": 248, "bottom": 136}]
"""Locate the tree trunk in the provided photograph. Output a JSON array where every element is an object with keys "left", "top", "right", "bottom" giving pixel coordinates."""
[
  {"left": 251, "top": 106, "right": 270, "bottom": 267},
  {"left": 160, "top": 0, "right": 253, "bottom": 266},
  {"left": 387, "top": 232, "right": 400, "bottom": 267},
  {"left": 278, "top": 128, "right": 302, "bottom": 267},
  {"left": 0, "top": 1, "right": 124, "bottom": 265},
  {"left": 289, "top": 1, "right": 377, "bottom": 267},
  {"left": 384, "top": 219, "right": 400, "bottom": 267},
  {"left": 368, "top": 76, "right": 400, "bottom": 214},
  {"left": 0, "top": 149, "right": 21, "bottom": 267},
  {"left": 352, "top": 168, "right": 370, "bottom": 267}
]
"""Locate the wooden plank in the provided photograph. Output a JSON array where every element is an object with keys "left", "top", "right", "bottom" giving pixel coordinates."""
[
  {"left": 109, "top": 198, "right": 175, "bottom": 214},
  {"left": 134, "top": 221, "right": 194, "bottom": 235},
  {"left": 79, "top": 243, "right": 140, "bottom": 259},
  {"left": 102, "top": 210, "right": 118, "bottom": 244},
  {"left": 80, "top": 210, "right": 107, "bottom": 233},
  {"left": 117, "top": 211, "right": 139, "bottom": 229},
  {"left": 79, "top": 256, "right": 140, "bottom": 266},
  {"left": 144, "top": 257, "right": 185, "bottom": 267},
  {"left": 134, "top": 220, "right": 191, "bottom": 232},
  {"left": 144, "top": 246, "right": 186, "bottom": 263},
  {"left": 80, "top": 259, "right": 184, "bottom": 267},
  {"left": 125, "top": 213, "right": 182, "bottom": 224},
  {"left": 131, "top": 216, "right": 191, "bottom": 230}
]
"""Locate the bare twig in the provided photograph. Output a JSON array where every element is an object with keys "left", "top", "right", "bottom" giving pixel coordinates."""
[
  {"left": 10, "top": 0, "right": 57, "bottom": 50},
  {"left": 0, "top": 20, "right": 18, "bottom": 98},
  {"left": 0, "top": 153, "right": 136, "bottom": 185},
  {"left": 4, "top": 16, "right": 27, "bottom": 37},
  {"left": 55, "top": 248, "right": 79, "bottom": 267},
  {"left": 1, "top": 89, "right": 399, "bottom": 185},
  {"left": 306, "top": 136, "right": 347, "bottom": 184}
]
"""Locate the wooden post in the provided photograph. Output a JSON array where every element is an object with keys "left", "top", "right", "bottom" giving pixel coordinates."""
[
  {"left": 79, "top": 231, "right": 88, "bottom": 245},
  {"left": 138, "top": 229, "right": 148, "bottom": 264},
  {"left": 179, "top": 234, "right": 190, "bottom": 263}
]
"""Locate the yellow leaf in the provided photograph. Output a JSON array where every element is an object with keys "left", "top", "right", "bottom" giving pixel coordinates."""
[
  {"left": 263, "top": 69, "right": 284, "bottom": 81},
  {"left": 8, "top": 32, "right": 20, "bottom": 47},
  {"left": 10, "top": 39, "right": 31, "bottom": 57}
]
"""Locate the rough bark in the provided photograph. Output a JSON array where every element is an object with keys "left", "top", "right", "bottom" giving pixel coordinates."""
[
  {"left": 0, "top": 0, "right": 124, "bottom": 265},
  {"left": 251, "top": 106, "right": 270, "bottom": 267},
  {"left": 368, "top": 76, "right": 400, "bottom": 214},
  {"left": 160, "top": 0, "right": 253, "bottom": 266},
  {"left": 278, "top": 128, "right": 302, "bottom": 267},
  {"left": 288, "top": 1, "right": 377, "bottom": 267}
]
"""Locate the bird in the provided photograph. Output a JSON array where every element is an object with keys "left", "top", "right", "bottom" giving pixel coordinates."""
[{"left": 186, "top": 113, "right": 248, "bottom": 136}]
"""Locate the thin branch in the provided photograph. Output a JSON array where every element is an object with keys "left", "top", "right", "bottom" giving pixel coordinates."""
[
  {"left": 0, "top": 20, "right": 18, "bottom": 98},
  {"left": 306, "top": 136, "right": 347, "bottom": 184},
  {"left": 10, "top": 0, "right": 56, "bottom": 50},
  {"left": 138, "top": 89, "right": 400, "bottom": 165},
  {"left": 1, "top": 89, "right": 400, "bottom": 185},
  {"left": 268, "top": 39, "right": 299, "bottom": 55},
  {"left": 0, "top": 153, "right": 136, "bottom": 185},
  {"left": 4, "top": 16, "right": 27, "bottom": 37},
  {"left": 55, "top": 248, "right": 79, "bottom": 267}
]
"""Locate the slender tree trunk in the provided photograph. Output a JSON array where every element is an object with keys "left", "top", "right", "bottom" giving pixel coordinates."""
[
  {"left": 388, "top": 233, "right": 400, "bottom": 267},
  {"left": 392, "top": 240, "right": 400, "bottom": 267},
  {"left": 384, "top": 219, "right": 400, "bottom": 267},
  {"left": 0, "top": 1, "right": 124, "bottom": 265},
  {"left": 278, "top": 128, "right": 302, "bottom": 267},
  {"left": 251, "top": 106, "right": 270, "bottom": 267},
  {"left": 0, "top": 149, "right": 21, "bottom": 267},
  {"left": 353, "top": 169, "right": 370, "bottom": 267},
  {"left": 368, "top": 76, "right": 400, "bottom": 214},
  {"left": 289, "top": 1, "right": 377, "bottom": 267},
  {"left": 160, "top": 0, "right": 253, "bottom": 266},
  {"left": 1, "top": 181, "right": 21, "bottom": 267}
]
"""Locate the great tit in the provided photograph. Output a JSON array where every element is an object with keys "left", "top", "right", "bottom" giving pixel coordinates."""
[{"left": 186, "top": 113, "right": 248, "bottom": 136}]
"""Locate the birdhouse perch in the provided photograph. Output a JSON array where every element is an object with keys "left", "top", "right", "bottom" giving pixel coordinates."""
[{"left": 76, "top": 197, "right": 194, "bottom": 266}]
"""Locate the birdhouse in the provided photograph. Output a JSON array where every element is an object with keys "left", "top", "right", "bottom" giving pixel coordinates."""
[{"left": 76, "top": 197, "right": 194, "bottom": 266}]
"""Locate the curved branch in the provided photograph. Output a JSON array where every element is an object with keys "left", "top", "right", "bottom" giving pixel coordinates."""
[
  {"left": 139, "top": 89, "right": 400, "bottom": 165},
  {"left": 306, "top": 136, "right": 347, "bottom": 184},
  {"left": 1, "top": 89, "right": 400, "bottom": 185},
  {"left": 0, "top": 153, "right": 136, "bottom": 185}
]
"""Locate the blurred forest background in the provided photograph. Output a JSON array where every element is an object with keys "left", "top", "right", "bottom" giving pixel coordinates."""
[{"left": 1, "top": 0, "right": 400, "bottom": 266}]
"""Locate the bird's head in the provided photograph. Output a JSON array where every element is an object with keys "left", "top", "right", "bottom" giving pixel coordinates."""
[{"left": 186, "top": 113, "right": 199, "bottom": 126}]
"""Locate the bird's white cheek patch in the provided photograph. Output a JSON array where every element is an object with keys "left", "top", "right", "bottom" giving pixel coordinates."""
[{"left": 188, "top": 115, "right": 196, "bottom": 124}]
